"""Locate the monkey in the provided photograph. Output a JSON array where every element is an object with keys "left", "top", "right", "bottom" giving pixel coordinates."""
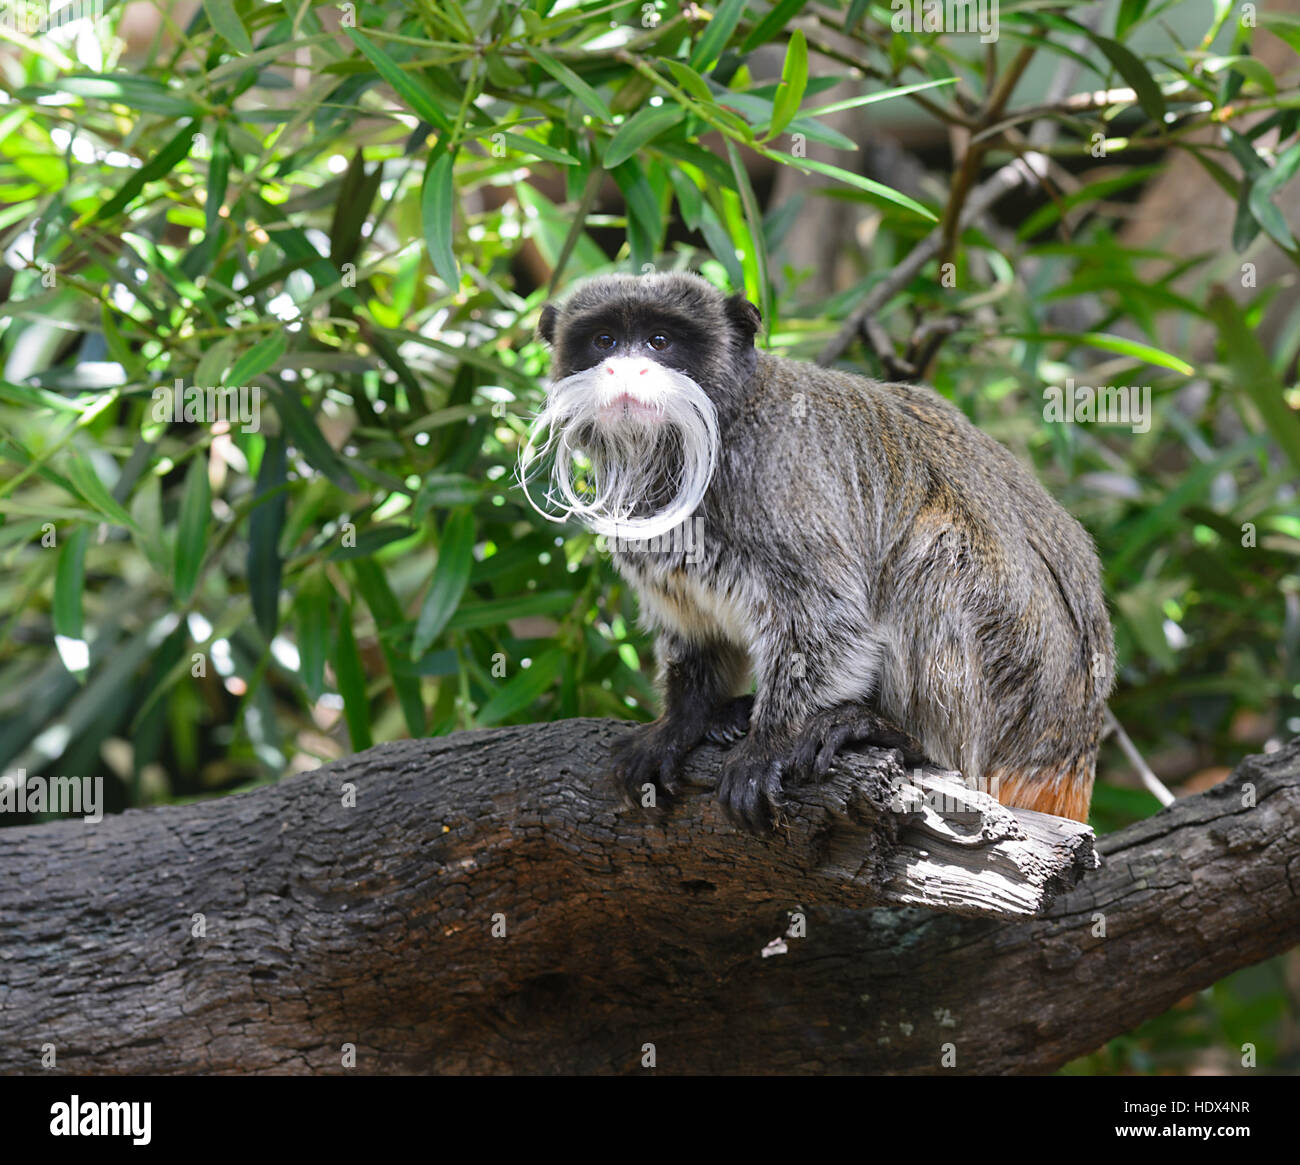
[{"left": 521, "top": 271, "right": 1115, "bottom": 833}]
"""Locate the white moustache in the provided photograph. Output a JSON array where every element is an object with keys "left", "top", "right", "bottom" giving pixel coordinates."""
[{"left": 520, "top": 357, "right": 719, "bottom": 540}]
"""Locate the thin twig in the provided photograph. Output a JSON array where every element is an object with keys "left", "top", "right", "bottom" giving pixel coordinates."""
[{"left": 1105, "top": 709, "right": 1176, "bottom": 807}]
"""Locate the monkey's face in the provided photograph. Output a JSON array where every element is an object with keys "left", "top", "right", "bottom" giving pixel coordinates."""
[{"left": 521, "top": 273, "right": 760, "bottom": 540}]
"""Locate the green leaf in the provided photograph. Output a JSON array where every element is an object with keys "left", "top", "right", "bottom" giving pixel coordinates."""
[
  {"left": 19, "top": 75, "right": 202, "bottom": 117},
  {"left": 529, "top": 50, "right": 612, "bottom": 121},
  {"left": 1260, "top": 14, "right": 1300, "bottom": 56},
  {"left": 1205, "top": 55, "right": 1276, "bottom": 96},
  {"left": 476, "top": 649, "right": 565, "bottom": 725},
  {"left": 1246, "top": 142, "right": 1300, "bottom": 250},
  {"left": 422, "top": 151, "right": 460, "bottom": 288},
  {"left": 173, "top": 455, "right": 211, "bottom": 602},
  {"left": 295, "top": 569, "right": 330, "bottom": 701},
  {"left": 662, "top": 59, "right": 715, "bottom": 104},
  {"left": 334, "top": 609, "right": 372, "bottom": 751},
  {"left": 248, "top": 435, "right": 287, "bottom": 641},
  {"left": 343, "top": 27, "right": 453, "bottom": 130},
  {"left": 1207, "top": 287, "right": 1300, "bottom": 477},
  {"left": 1016, "top": 165, "right": 1164, "bottom": 239},
  {"left": 205, "top": 124, "right": 231, "bottom": 240},
  {"left": 1086, "top": 32, "right": 1166, "bottom": 123},
  {"left": 494, "top": 132, "right": 579, "bottom": 165},
  {"left": 53, "top": 525, "right": 89, "bottom": 642},
  {"left": 768, "top": 28, "right": 807, "bottom": 139},
  {"left": 698, "top": 200, "right": 746, "bottom": 291},
  {"left": 802, "top": 77, "right": 958, "bottom": 118},
  {"left": 603, "top": 105, "right": 685, "bottom": 168},
  {"left": 227, "top": 332, "right": 286, "bottom": 387},
  {"left": 412, "top": 507, "right": 476, "bottom": 658},
  {"left": 611, "top": 159, "right": 662, "bottom": 266},
  {"left": 726, "top": 137, "right": 771, "bottom": 330},
  {"left": 690, "top": 0, "right": 748, "bottom": 73},
  {"left": 1008, "top": 331, "right": 1194, "bottom": 375},
  {"left": 445, "top": 590, "right": 575, "bottom": 631},
  {"left": 202, "top": 0, "right": 253, "bottom": 54},
  {"left": 1114, "top": 0, "right": 1151, "bottom": 39},
  {"left": 668, "top": 166, "right": 704, "bottom": 231},
  {"left": 91, "top": 121, "right": 196, "bottom": 223},
  {"left": 761, "top": 150, "right": 938, "bottom": 220},
  {"left": 1109, "top": 436, "right": 1265, "bottom": 576},
  {"left": 350, "top": 559, "right": 426, "bottom": 736},
  {"left": 194, "top": 335, "right": 237, "bottom": 390},
  {"left": 268, "top": 386, "right": 357, "bottom": 490},
  {"left": 742, "top": 0, "right": 813, "bottom": 52},
  {"left": 64, "top": 449, "right": 139, "bottom": 530}
]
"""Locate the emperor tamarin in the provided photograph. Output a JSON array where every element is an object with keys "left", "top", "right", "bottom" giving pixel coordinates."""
[{"left": 524, "top": 271, "right": 1114, "bottom": 832}]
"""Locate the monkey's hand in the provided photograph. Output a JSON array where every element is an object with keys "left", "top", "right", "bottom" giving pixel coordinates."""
[
  {"left": 790, "top": 701, "right": 930, "bottom": 782},
  {"left": 614, "top": 697, "right": 754, "bottom": 812},
  {"left": 611, "top": 720, "right": 696, "bottom": 811},
  {"left": 715, "top": 729, "right": 791, "bottom": 833}
]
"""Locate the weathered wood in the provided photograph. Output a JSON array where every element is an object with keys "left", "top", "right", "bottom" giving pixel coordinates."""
[{"left": 1, "top": 721, "right": 1296, "bottom": 1075}]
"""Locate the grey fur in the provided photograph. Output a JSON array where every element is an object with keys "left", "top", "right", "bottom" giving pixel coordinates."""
[{"left": 531, "top": 271, "right": 1115, "bottom": 831}]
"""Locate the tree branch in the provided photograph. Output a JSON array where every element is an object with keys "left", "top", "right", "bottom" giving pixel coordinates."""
[{"left": 2, "top": 723, "right": 1296, "bottom": 1075}]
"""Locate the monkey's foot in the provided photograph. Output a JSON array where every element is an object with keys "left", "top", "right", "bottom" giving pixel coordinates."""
[
  {"left": 715, "top": 732, "right": 790, "bottom": 833},
  {"left": 790, "top": 702, "right": 931, "bottom": 782},
  {"left": 704, "top": 694, "right": 753, "bottom": 745},
  {"left": 611, "top": 721, "right": 693, "bottom": 811}
]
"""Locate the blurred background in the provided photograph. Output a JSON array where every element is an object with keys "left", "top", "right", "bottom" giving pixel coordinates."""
[{"left": 1, "top": 0, "right": 1298, "bottom": 1072}]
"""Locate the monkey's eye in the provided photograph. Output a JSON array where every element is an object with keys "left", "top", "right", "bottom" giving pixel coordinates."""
[
  {"left": 647, "top": 333, "right": 671, "bottom": 351},
  {"left": 593, "top": 333, "right": 616, "bottom": 350}
]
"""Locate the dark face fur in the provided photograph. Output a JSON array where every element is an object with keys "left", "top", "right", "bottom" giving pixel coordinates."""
[{"left": 522, "top": 273, "right": 761, "bottom": 540}]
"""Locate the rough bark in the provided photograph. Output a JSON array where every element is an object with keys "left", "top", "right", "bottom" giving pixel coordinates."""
[{"left": 1, "top": 721, "right": 1297, "bottom": 1075}]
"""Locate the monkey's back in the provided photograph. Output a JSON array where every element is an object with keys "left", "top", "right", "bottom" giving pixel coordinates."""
[{"left": 733, "top": 353, "right": 1114, "bottom": 816}]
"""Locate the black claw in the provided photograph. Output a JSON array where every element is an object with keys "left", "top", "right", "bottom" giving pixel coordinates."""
[
  {"left": 704, "top": 694, "right": 754, "bottom": 745},
  {"left": 790, "top": 703, "right": 932, "bottom": 782}
]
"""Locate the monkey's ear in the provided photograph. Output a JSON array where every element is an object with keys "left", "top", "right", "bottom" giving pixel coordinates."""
[
  {"left": 725, "top": 294, "right": 761, "bottom": 342},
  {"left": 537, "top": 303, "right": 558, "bottom": 345}
]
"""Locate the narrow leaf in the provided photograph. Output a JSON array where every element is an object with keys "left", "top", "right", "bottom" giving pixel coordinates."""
[
  {"left": 248, "top": 435, "right": 287, "bottom": 640},
  {"left": 334, "top": 610, "right": 373, "bottom": 751},
  {"left": 476, "top": 649, "right": 565, "bottom": 726},
  {"left": 174, "top": 455, "right": 211, "bottom": 602},
  {"left": 227, "top": 332, "right": 286, "bottom": 387},
  {"left": 529, "top": 50, "right": 612, "bottom": 121},
  {"left": 295, "top": 569, "right": 330, "bottom": 701},
  {"left": 603, "top": 105, "right": 685, "bottom": 168},
  {"left": 91, "top": 121, "right": 195, "bottom": 222},
  {"left": 64, "top": 449, "right": 139, "bottom": 530},
  {"left": 768, "top": 29, "right": 808, "bottom": 139},
  {"left": 1207, "top": 287, "right": 1300, "bottom": 476},
  {"left": 412, "top": 507, "right": 475, "bottom": 659},
  {"left": 422, "top": 151, "right": 459, "bottom": 288},
  {"left": 344, "top": 27, "right": 453, "bottom": 130},
  {"left": 202, "top": 0, "right": 253, "bottom": 54},
  {"left": 1087, "top": 33, "right": 1166, "bottom": 123},
  {"left": 53, "top": 525, "right": 89, "bottom": 640},
  {"left": 690, "top": 0, "right": 748, "bottom": 73}
]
